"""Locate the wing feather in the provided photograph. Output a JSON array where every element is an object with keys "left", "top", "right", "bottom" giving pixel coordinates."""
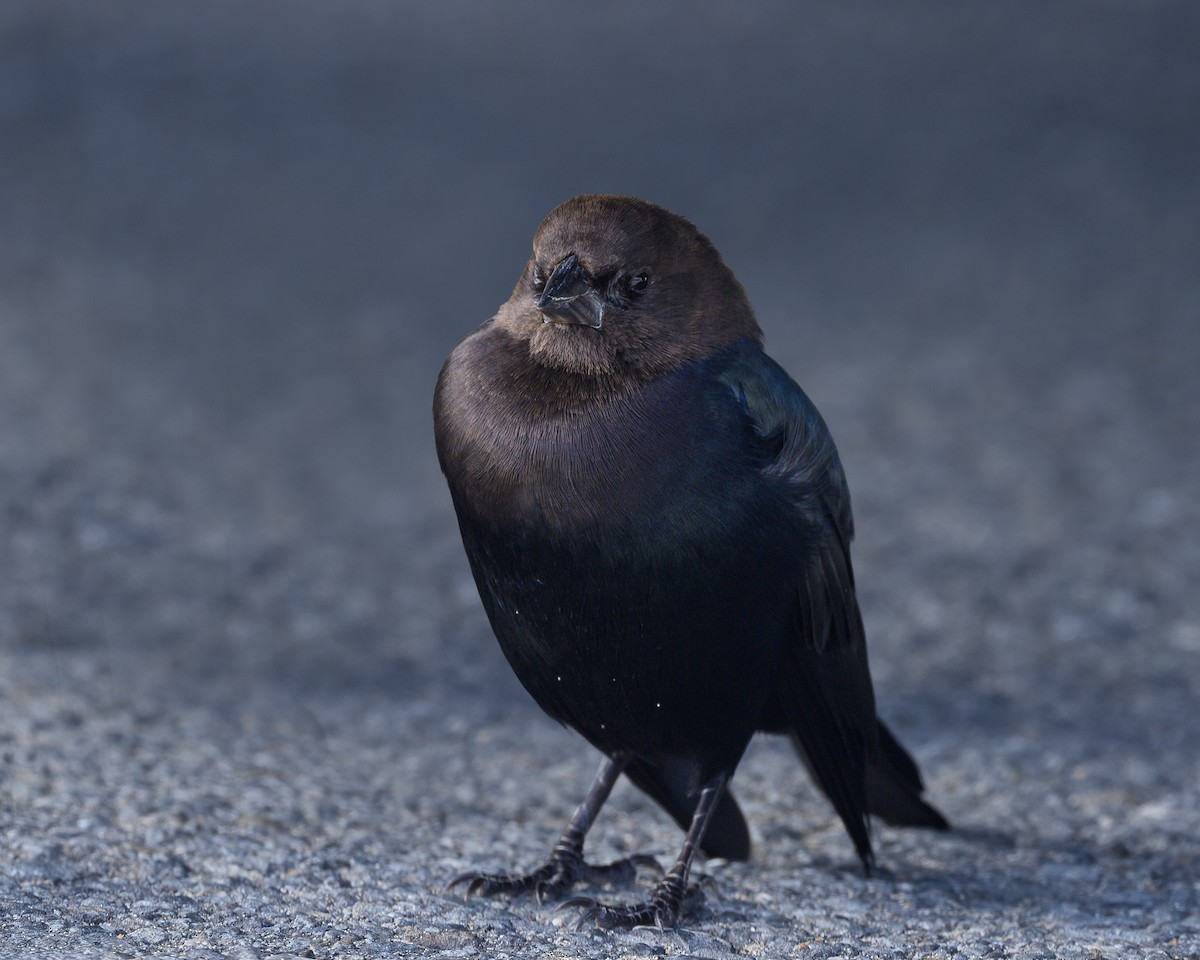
[{"left": 720, "top": 346, "right": 881, "bottom": 868}]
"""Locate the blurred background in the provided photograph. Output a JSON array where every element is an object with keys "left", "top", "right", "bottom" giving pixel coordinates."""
[{"left": 2, "top": 1, "right": 1198, "bottom": 955}]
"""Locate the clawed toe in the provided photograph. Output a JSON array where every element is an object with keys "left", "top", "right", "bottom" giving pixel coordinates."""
[
  {"left": 562, "top": 897, "right": 678, "bottom": 930},
  {"left": 454, "top": 855, "right": 709, "bottom": 929},
  {"left": 446, "top": 870, "right": 535, "bottom": 898},
  {"left": 448, "top": 852, "right": 659, "bottom": 906},
  {"left": 556, "top": 874, "right": 704, "bottom": 930},
  {"left": 556, "top": 895, "right": 599, "bottom": 914},
  {"left": 533, "top": 872, "right": 574, "bottom": 904}
]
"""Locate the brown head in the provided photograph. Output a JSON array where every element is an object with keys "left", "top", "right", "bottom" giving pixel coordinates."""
[{"left": 493, "top": 195, "right": 763, "bottom": 380}]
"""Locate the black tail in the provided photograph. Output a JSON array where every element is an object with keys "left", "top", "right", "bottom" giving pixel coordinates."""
[
  {"left": 865, "top": 721, "right": 949, "bottom": 830},
  {"left": 624, "top": 757, "right": 752, "bottom": 862}
]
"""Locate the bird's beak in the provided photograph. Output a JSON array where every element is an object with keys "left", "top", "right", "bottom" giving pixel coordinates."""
[{"left": 537, "top": 252, "right": 604, "bottom": 329}]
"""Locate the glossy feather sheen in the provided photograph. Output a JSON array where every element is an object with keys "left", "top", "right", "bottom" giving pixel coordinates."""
[
  {"left": 442, "top": 334, "right": 804, "bottom": 770},
  {"left": 434, "top": 194, "right": 946, "bottom": 871}
]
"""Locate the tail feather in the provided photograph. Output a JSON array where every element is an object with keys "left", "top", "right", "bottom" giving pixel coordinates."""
[
  {"left": 624, "top": 757, "right": 752, "bottom": 861},
  {"left": 866, "top": 720, "right": 949, "bottom": 830}
]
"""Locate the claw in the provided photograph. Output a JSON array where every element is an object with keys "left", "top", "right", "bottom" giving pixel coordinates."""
[
  {"left": 552, "top": 865, "right": 710, "bottom": 929},
  {"left": 556, "top": 895, "right": 599, "bottom": 912},
  {"left": 576, "top": 904, "right": 607, "bottom": 930},
  {"left": 446, "top": 869, "right": 535, "bottom": 898},
  {"left": 447, "top": 852, "right": 656, "bottom": 905},
  {"left": 556, "top": 896, "right": 602, "bottom": 930},
  {"left": 556, "top": 897, "right": 609, "bottom": 930},
  {"left": 445, "top": 871, "right": 485, "bottom": 894},
  {"left": 556, "top": 891, "right": 686, "bottom": 930}
]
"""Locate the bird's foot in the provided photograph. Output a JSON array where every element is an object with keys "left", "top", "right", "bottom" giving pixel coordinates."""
[
  {"left": 559, "top": 872, "right": 714, "bottom": 929},
  {"left": 449, "top": 851, "right": 660, "bottom": 904}
]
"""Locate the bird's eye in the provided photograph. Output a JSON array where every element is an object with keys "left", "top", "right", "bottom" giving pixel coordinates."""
[
  {"left": 625, "top": 273, "right": 650, "bottom": 297},
  {"left": 531, "top": 270, "right": 546, "bottom": 292}
]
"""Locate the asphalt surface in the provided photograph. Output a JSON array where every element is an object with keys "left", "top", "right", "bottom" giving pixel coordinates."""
[{"left": 2, "top": 3, "right": 1199, "bottom": 958}]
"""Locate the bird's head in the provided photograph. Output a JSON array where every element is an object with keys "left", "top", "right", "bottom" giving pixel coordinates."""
[{"left": 494, "top": 195, "right": 762, "bottom": 379}]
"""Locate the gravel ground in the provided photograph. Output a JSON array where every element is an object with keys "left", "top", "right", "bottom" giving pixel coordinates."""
[{"left": 2, "top": 3, "right": 1199, "bottom": 958}]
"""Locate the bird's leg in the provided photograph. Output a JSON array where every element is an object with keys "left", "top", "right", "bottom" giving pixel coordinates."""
[
  {"left": 562, "top": 772, "right": 728, "bottom": 929},
  {"left": 448, "top": 753, "right": 661, "bottom": 903}
]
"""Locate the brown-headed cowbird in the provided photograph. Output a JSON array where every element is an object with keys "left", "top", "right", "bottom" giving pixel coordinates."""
[{"left": 434, "top": 195, "right": 947, "bottom": 929}]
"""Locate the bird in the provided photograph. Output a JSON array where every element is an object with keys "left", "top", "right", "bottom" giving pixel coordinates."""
[{"left": 434, "top": 194, "right": 947, "bottom": 929}]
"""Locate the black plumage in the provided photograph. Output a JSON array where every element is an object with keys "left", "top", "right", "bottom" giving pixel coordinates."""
[{"left": 435, "top": 195, "right": 946, "bottom": 928}]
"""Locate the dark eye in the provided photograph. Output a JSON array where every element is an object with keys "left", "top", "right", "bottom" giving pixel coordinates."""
[
  {"left": 625, "top": 272, "right": 650, "bottom": 296},
  {"left": 531, "top": 269, "right": 546, "bottom": 292}
]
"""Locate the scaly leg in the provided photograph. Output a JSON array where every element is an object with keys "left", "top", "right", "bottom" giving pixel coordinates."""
[
  {"left": 448, "top": 753, "right": 660, "bottom": 903},
  {"left": 561, "top": 771, "right": 728, "bottom": 929}
]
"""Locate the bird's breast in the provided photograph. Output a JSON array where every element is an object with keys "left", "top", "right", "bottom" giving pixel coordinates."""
[
  {"left": 437, "top": 343, "right": 736, "bottom": 535},
  {"left": 433, "top": 334, "right": 805, "bottom": 764},
  {"left": 473, "top": 411, "right": 684, "bottom": 531}
]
